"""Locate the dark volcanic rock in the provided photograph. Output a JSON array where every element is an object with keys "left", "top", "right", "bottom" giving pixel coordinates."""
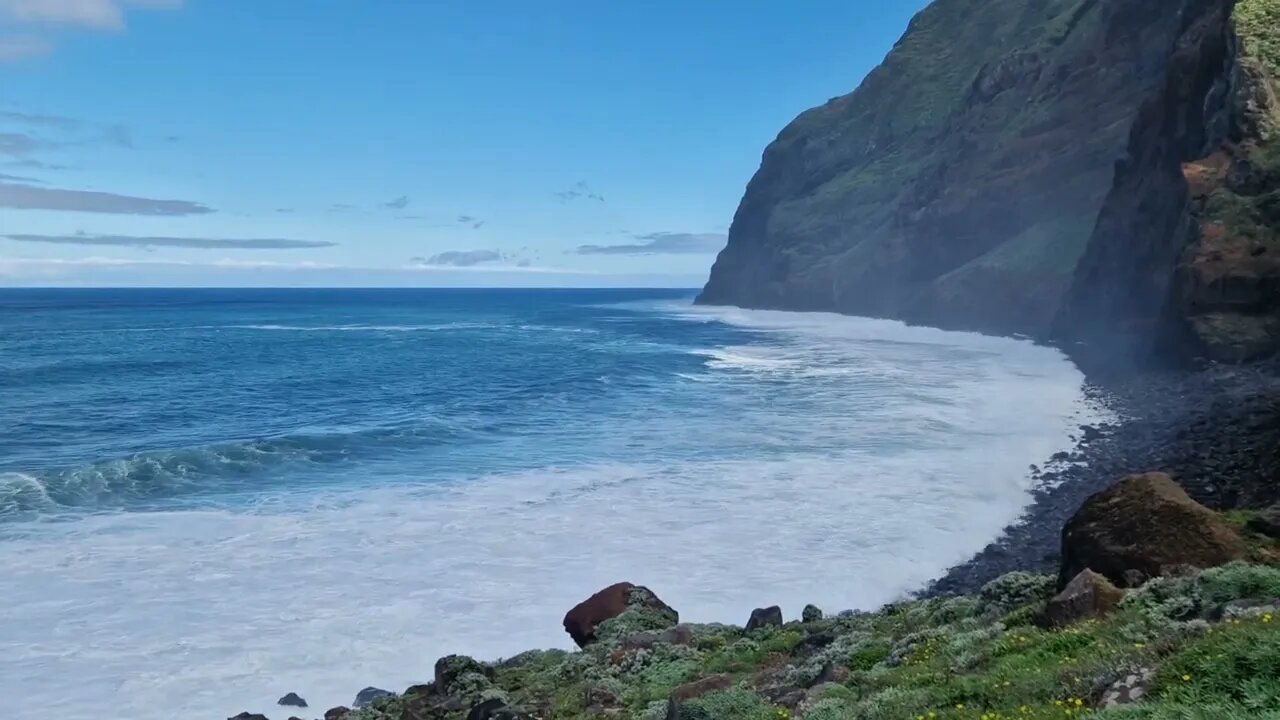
[
  {"left": 1247, "top": 504, "right": 1280, "bottom": 537},
  {"left": 277, "top": 692, "right": 307, "bottom": 708},
  {"left": 353, "top": 686, "right": 393, "bottom": 709},
  {"left": 229, "top": 714, "right": 269, "bottom": 720},
  {"left": 801, "top": 604, "right": 823, "bottom": 623},
  {"left": 745, "top": 605, "right": 783, "bottom": 631},
  {"left": 324, "top": 708, "right": 350, "bottom": 720},
  {"left": 1059, "top": 472, "right": 1248, "bottom": 588},
  {"left": 562, "top": 582, "right": 677, "bottom": 647},
  {"left": 1044, "top": 569, "right": 1127, "bottom": 627}
]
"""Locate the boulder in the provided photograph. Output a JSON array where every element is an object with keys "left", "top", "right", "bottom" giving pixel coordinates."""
[
  {"left": 1059, "top": 473, "right": 1248, "bottom": 588},
  {"left": 353, "top": 687, "right": 393, "bottom": 709},
  {"left": 228, "top": 714, "right": 268, "bottom": 720},
  {"left": 665, "top": 674, "right": 733, "bottom": 720},
  {"left": 435, "top": 654, "right": 495, "bottom": 696},
  {"left": 745, "top": 606, "right": 783, "bottom": 631},
  {"left": 1247, "top": 504, "right": 1280, "bottom": 537},
  {"left": 562, "top": 582, "right": 677, "bottom": 647},
  {"left": 277, "top": 692, "right": 307, "bottom": 708},
  {"left": 323, "top": 708, "right": 350, "bottom": 720},
  {"left": 1043, "top": 569, "right": 1127, "bottom": 627},
  {"left": 801, "top": 604, "right": 823, "bottom": 623}
]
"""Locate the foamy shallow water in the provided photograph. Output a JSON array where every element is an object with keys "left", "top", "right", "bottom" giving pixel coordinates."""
[{"left": 0, "top": 291, "right": 1105, "bottom": 719}]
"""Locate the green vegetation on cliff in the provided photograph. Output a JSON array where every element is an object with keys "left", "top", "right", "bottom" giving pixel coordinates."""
[
  {"left": 1236, "top": 0, "right": 1280, "bottom": 80},
  {"left": 700, "top": 0, "right": 1212, "bottom": 339}
]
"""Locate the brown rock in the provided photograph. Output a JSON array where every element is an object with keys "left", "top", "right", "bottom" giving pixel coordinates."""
[
  {"left": 324, "top": 707, "right": 350, "bottom": 720},
  {"left": 562, "top": 582, "right": 677, "bottom": 647},
  {"left": 1044, "top": 569, "right": 1127, "bottom": 627},
  {"left": 745, "top": 606, "right": 783, "bottom": 631},
  {"left": 1059, "top": 473, "right": 1248, "bottom": 588}
]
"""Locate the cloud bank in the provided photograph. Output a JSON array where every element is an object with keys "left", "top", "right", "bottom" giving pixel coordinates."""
[
  {"left": 0, "top": 180, "right": 212, "bottom": 215},
  {"left": 4, "top": 233, "right": 335, "bottom": 250},
  {"left": 413, "top": 250, "right": 504, "bottom": 267},
  {"left": 575, "top": 232, "right": 726, "bottom": 255}
]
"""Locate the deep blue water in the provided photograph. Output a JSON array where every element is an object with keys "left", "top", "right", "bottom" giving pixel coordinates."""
[
  {"left": 0, "top": 288, "right": 1101, "bottom": 720},
  {"left": 2, "top": 288, "right": 736, "bottom": 517}
]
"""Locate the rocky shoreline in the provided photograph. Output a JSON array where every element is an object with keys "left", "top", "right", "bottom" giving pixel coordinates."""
[
  {"left": 227, "top": 467, "right": 1280, "bottom": 720},
  {"left": 220, "top": 353, "right": 1280, "bottom": 717},
  {"left": 927, "top": 359, "right": 1280, "bottom": 597}
]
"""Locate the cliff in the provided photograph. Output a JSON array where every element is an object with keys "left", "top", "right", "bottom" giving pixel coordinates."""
[{"left": 699, "top": 0, "right": 1280, "bottom": 366}]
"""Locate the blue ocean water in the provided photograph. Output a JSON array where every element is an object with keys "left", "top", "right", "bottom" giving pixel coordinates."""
[{"left": 0, "top": 288, "right": 1101, "bottom": 719}]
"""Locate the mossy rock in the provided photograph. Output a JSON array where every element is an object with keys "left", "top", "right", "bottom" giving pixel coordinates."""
[{"left": 1060, "top": 473, "right": 1249, "bottom": 589}]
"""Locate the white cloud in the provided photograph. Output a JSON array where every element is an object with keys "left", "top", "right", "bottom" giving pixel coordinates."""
[
  {"left": 0, "top": 35, "right": 51, "bottom": 61},
  {"left": 0, "top": 0, "right": 180, "bottom": 31}
]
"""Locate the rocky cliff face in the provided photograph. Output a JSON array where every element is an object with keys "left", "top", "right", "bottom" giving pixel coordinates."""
[
  {"left": 1058, "top": 0, "right": 1279, "bottom": 365},
  {"left": 700, "top": 0, "right": 1279, "bottom": 365}
]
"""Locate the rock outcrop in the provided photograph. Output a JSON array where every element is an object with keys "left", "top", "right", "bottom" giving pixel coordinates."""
[
  {"left": 1043, "top": 568, "right": 1127, "bottom": 627},
  {"left": 745, "top": 605, "right": 783, "bottom": 631},
  {"left": 352, "top": 687, "right": 392, "bottom": 709},
  {"left": 1059, "top": 472, "right": 1249, "bottom": 588},
  {"left": 1248, "top": 503, "right": 1280, "bottom": 536},
  {"left": 562, "top": 582, "right": 677, "bottom": 647},
  {"left": 699, "top": 0, "right": 1280, "bottom": 367}
]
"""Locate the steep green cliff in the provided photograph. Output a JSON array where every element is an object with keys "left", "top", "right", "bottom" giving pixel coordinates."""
[{"left": 700, "top": 0, "right": 1278, "bottom": 365}]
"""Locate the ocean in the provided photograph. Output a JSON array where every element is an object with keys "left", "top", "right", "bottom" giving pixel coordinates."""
[{"left": 0, "top": 288, "right": 1101, "bottom": 719}]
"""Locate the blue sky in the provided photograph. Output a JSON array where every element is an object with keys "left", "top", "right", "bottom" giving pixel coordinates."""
[{"left": 0, "top": 0, "right": 927, "bottom": 287}]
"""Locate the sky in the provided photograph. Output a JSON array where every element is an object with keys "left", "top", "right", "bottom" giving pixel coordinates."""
[{"left": 0, "top": 0, "right": 929, "bottom": 288}]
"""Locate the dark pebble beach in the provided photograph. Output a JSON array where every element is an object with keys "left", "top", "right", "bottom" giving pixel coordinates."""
[{"left": 925, "top": 359, "right": 1280, "bottom": 596}]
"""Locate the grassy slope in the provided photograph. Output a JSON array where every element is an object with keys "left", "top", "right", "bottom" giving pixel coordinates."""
[
  {"left": 764, "top": 0, "right": 1101, "bottom": 253},
  {"left": 348, "top": 516, "right": 1280, "bottom": 720}
]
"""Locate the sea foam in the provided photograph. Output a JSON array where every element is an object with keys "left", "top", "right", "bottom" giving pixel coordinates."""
[{"left": 0, "top": 302, "right": 1106, "bottom": 719}]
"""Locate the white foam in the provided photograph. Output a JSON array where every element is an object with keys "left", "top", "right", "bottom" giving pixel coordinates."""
[{"left": 0, "top": 304, "right": 1108, "bottom": 720}]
